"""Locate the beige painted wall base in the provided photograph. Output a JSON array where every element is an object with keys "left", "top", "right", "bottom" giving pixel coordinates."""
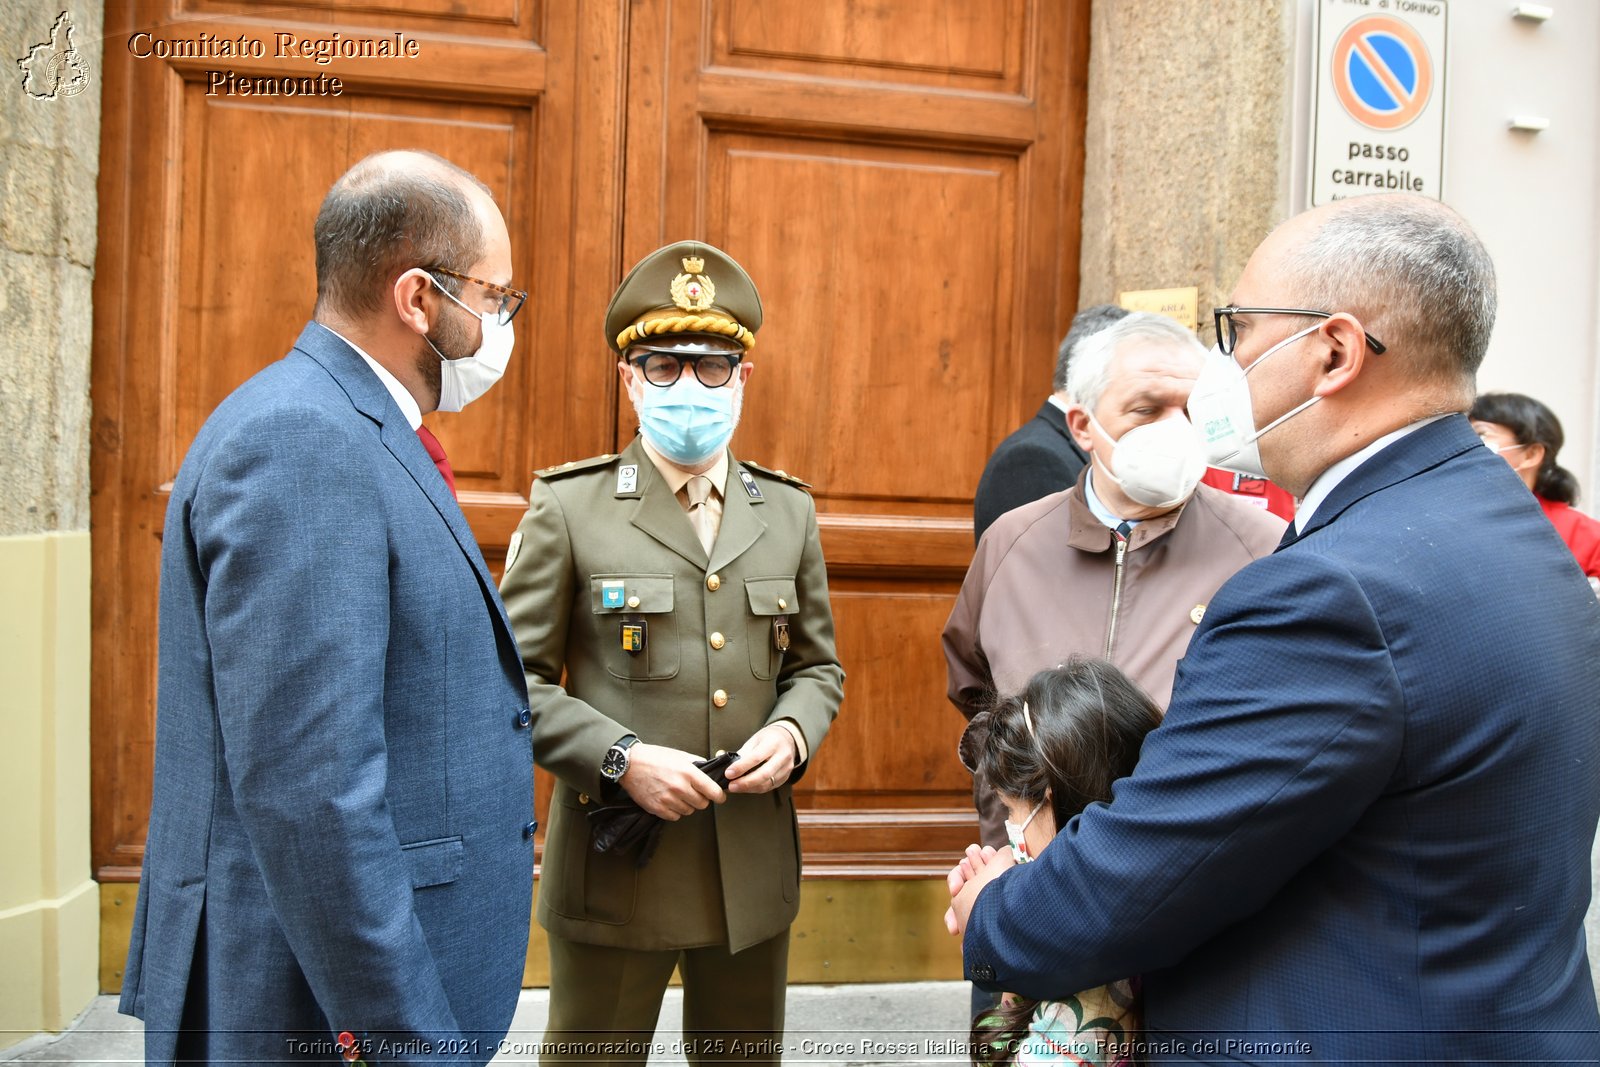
[
  {"left": 102, "top": 877, "right": 963, "bottom": 997},
  {"left": 0, "top": 881, "right": 100, "bottom": 1044},
  {"left": 0, "top": 532, "right": 97, "bottom": 1051}
]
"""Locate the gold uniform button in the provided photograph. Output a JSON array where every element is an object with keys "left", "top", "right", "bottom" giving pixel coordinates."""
[
  {"left": 706, "top": 574, "right": 721, "bottom": 591},
  {"left": 578, "top": 793, "right": 590, "bottom": 805},
  {"left": 626, "top": 595, "right": 641, "bottom": 609},
  {"left": 712, "top": 689, "right": 728, "bottom": 708},
  {"left": 714, "top": 749, "right": 727, "bottom": 758},
  {"left": 777, "top": 598, "right": 788, "bottom": 610},
  {"left": 710, "top": 632, "right": 726, "bottom": 650},
  {"left": 1190, "top": 603, "right": 1206, "bottom": 625}
]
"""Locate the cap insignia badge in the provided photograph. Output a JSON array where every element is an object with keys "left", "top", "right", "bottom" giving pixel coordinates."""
[{"left": 670, "top": 256, "right": 716, "bottom": 312}]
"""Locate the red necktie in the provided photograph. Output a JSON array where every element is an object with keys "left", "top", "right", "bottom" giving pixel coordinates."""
[{"left": 415, "top": 424, "right": 457, "bottom": 498}]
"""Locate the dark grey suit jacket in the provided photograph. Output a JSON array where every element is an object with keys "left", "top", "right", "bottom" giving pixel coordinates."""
[{"left": 972, "top": 400, "right": 1088, "bottom": 542}]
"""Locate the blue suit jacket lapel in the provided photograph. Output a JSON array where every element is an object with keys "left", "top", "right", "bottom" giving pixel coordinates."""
[
  {"left": 292, "top": 322, "right": 513, "bottom": 636},
  {"left": 1293, "top": 414, "right": 1482, "bottom": 542}
]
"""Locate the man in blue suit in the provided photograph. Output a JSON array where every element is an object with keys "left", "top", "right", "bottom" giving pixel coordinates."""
[
  {"left": 947, "top": 193, "right": 1600, "bottom": 1062},
  {"left": 120, "top": 151, "right": 536, "bottom": 1065}
]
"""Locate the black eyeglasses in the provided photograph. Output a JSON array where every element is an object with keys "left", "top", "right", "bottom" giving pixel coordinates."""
[
  {"left": 430, "top": 267, "right": 527, "bottom": 325},
  {"left": 628, "top": 350, "right": 743, "bottom": 388},
  {"left": 1212, "top": 306, "right": 1386, "bottom": 357}
]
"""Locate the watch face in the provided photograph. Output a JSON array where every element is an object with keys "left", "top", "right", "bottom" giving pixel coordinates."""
[{"left": 601, "top": 748, "right": 626, "bottom": 781}]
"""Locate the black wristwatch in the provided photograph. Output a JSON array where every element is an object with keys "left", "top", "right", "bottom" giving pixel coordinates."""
[{"left": 600, "top": 734, "right": 639, "bottom": 783}]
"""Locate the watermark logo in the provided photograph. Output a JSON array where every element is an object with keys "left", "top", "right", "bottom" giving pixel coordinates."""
[{"left": 17, "top": 10, "right": 91, "bottom": 101}]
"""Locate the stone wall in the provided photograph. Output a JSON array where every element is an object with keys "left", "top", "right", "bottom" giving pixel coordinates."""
[
  {"left": 1, "top": 0, "right": 100, "bottom": 536},
  {"left": 1078, "top": 0, "right": 1294, "bottom": 314}
]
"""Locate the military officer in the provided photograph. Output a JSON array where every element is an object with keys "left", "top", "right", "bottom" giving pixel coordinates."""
[{"left": 500, "top": 241, "right": 845, "bottom": 1064}]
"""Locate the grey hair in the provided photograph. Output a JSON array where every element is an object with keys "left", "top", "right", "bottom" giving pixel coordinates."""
[
  {"left": 1053, "top": 304, "right": 1132, "bottom": 392},
  {"left": 313, "top": 149, "right": 491, "bottom": 317},
  {"left": 1287, "top": 194, "right": 1496, "bottom": 393},
  {"left": 1066, "top": 312, "right": 1207, "bottom": 414}
]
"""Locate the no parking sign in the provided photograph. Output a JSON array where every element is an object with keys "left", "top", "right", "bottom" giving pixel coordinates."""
[{"left": 1311, "top": 0, "right": 1448, "bottom": 206}]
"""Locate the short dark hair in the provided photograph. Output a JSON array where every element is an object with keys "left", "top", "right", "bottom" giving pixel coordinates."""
[
  {"left": 1470, "top": 392, "right": 1580, "bottom": 505},
  {"left": 1053, "top": 304, "right": 1131, "bottom": 392},
  {"left": 313, "top": 150, "right": 489, "bottom": 317}
]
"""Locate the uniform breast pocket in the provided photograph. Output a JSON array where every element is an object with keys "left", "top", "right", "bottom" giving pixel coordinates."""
[
  {"left": 744, "top": 576, "right": 797, "bottom": 681},
  {"left": 591, "top": 574, "right": 679, "bottom": 680}
]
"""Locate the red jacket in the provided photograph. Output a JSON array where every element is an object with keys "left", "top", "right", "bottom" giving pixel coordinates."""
[
  {"left": 1539, "top": 496, "right": 1600, "bottom": 578},
  {"left": 1200, "top": 467, "right": 1296, "bottom": 521}
]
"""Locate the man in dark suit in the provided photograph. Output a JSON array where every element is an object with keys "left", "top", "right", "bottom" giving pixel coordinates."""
[
  {"left": 947, "top": 193, "right": 1600, "bottom": 1063},
  {"left": 972, "top": 304, "right": 1128, "bottom": 541},
  {"left": 120, "top": 151, "right": 535, "bottom": 1065}
]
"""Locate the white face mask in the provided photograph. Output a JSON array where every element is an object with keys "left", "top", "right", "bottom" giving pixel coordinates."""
[
  {"left": 1186, "top": 325, "right": 1321, "bottom": 478},
  {"left": 1481, "top": 438, "right": 1536, "bottom": 473},
  {"left": 1004, "top": 798, "right": 1045, "bottom": 862},
  {"left": 426, "top": 280, "right": 515, "bottom": 413},
  {"left": 1086, "top": 410, "right": 1206, "bottom": 509}
]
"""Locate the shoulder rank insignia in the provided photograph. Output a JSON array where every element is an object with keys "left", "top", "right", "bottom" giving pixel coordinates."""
[
  {"left": 670, "top": 256, "right": 716, "bottom": 312},
  {"left": 738, "top": 460, "right": 812, "bottom": 490},
  {"left": 535, "top": 453, "right": 617, "bottom": 480}
]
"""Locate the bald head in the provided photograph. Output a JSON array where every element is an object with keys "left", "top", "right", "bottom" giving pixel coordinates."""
[
  {"left": 313, "top": 149, "right": 494, "bottom": 318},
  {"left": 1273, "top": 194, "right": 1496, "bottom": 400}
]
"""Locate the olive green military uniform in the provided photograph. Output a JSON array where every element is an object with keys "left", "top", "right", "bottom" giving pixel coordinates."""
[{"left": 498, "top": 241, "right": 844, "bottom": 1064}]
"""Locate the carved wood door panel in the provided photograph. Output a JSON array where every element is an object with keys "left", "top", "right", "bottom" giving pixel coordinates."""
[{"left": 615, "top": 0, "right": 1091, "bottom": 875}]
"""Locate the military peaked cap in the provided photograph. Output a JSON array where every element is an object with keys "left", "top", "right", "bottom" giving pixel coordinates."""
[{"left": 604, "top": 240, "right": 763, "bottom": 353}]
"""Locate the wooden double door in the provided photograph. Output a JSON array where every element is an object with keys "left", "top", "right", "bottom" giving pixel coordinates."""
[{"left": 92, "top": 1, "right": 1090, "bottom": 893}]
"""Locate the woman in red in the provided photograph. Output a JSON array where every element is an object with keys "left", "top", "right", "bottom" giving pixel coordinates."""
[{"left": 1470, "top": 392, "right": 1600, "bottom": 582}]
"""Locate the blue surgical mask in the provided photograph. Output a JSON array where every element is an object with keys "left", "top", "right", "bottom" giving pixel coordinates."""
[
  {"left": 635, "top": 375, "right": 738, "bottom": 466},
  {"left": 1004, "top": 798, "right": 1046, "bottom": 862}
]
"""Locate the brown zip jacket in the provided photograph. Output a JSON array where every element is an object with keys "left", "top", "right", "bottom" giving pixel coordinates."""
[{"left": 943, "top": 470, "right": 1285, "bottom": 845}]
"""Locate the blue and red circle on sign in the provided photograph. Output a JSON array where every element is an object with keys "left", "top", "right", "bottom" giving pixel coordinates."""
[{"left": 1331, "top": 15, "right": 1434, "bottom": 131}]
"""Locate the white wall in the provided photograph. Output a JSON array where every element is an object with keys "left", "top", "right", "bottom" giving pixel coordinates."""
[{"left": 1289, "top": 0, "right": 1600, "bottom": 505}]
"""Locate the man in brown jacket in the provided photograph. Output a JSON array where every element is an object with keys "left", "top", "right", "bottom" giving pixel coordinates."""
[{"left": 944, "top": 312, "right": 1285, "bottom": 853}]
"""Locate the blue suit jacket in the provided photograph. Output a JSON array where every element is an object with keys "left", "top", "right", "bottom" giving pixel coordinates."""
[
  {"left": 121, "top": 323, "right": 535, "bottom": 1065},
  {"left": 964, "top": 415, "right": 1600, "bottom": 1063}
]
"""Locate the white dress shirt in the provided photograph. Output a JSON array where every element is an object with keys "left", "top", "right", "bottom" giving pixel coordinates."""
[{"left": 317, "top": 322, "right": 423, "bottom": 431}]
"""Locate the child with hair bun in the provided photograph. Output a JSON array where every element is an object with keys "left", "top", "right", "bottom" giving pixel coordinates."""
[{"left": 957, "top": 659, "right": 1163, "bottom": 1067}]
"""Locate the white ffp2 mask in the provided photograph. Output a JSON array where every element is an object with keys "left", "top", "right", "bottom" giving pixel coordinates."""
[
  {"left": 427, "top": 282, "right": 515, "bottom": 413},
  {"left": 1086, "top": 411, "right": 1206, "bottom": 509}
]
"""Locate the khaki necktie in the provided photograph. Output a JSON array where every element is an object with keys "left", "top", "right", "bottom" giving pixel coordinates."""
[{"left": 685, "top": 475, "right": 715, "bottom": 553}]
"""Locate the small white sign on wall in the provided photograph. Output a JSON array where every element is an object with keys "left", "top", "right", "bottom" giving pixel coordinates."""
[{"left": 1310, "top": 0, "right": 1448, "bottom": 206}]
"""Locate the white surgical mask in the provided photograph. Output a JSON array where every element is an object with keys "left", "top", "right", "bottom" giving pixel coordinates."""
[
  {"left": 426, "top": 281, "right": 515, "bottom": 412},
  {"left": 1186, "top": 326, "right": 1321, "bottom": 478},
  {"left": 1004, "top": 798, "right": 1046, "bottom": 862},
  {"left": 1086, "top": 411, "right": 1205, "bottom": 509}
]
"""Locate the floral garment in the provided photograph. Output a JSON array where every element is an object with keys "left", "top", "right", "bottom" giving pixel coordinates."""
[{"left": 1013, "top": 978, "right": 1140, "bottom": 1067}]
